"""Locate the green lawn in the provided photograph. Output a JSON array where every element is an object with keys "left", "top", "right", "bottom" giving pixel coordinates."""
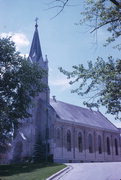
[{"left": 0, "top": 163, "right": 66, "bottom": 180}]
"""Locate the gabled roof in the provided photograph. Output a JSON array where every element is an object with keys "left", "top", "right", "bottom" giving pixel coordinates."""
[
  {"left": 29, "top": 23, "right": 43, "bottom": 62},
  {"left": 50, "top": 99, "right": 118, "bottom": 132}
]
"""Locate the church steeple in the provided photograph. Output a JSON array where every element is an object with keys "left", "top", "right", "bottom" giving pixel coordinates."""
[{"left": 29, "top": 18, "right": 43, "bottom": 62}]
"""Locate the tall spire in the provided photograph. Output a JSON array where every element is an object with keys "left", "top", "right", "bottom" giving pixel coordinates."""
[{"left": 29, "top": 18, "right": 43, "bottom": 62}]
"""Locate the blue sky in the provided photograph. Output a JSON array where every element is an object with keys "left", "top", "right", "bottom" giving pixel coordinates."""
[{"left": 0, "top": 0, "right": 121, "bottom": 127}]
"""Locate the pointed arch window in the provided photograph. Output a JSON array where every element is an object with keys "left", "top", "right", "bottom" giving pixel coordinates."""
[
  {"left": 88, "top": 134, "right": 93, "bottom": 153},
  {"left": 67, "top": 130, "right": 71, "bottom": 152},
  {"left": 115, "top": 138, "right": 118, "bottom": 155},
  {"left": 78, "top": 132, "right": 83, "bottom": 152},
  {"left": 98, "top": 135, "right": 102, "bottom": 154},
  {"left": 107, "top": 137, "right": 111, "bottom": 155}
]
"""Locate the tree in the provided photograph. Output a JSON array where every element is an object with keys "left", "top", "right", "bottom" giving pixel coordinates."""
[
  {"left": 80, "top": 0, "right": 121, "bottom": 46},
  {"left": 32, "top": 134, "right": 46, "bottom": 163},
  {"left": 59, "top": 57, "right": 121, "bottom": 119},
  {"left": 56, "top": 0, "right": 121, "bottom": 119},
  {"left": 0, "top": 37, "right": 45, "bottom": 142},
  {"left": 51, "top": 0, "right": 121, "bottom": 45}
]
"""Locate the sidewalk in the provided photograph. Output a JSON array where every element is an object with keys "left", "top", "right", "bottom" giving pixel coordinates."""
[{"left": 47, "top": 162, "right": 121, "bottom": 180}]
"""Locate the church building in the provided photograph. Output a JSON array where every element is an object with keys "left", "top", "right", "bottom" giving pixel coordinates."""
[{"left": 1, "top": 22, "right": 121, "bottom": 164}]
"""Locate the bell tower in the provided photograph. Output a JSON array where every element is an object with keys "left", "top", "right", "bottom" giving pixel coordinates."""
[
  {"left": 29, "top": 18, "right": 49, "bottom": 102},
  {"left": 29, "top": 19, "right": 50, "bottom": 161}
]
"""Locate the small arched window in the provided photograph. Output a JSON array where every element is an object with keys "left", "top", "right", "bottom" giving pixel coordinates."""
[
  {"left": 78, "top": 132, "right": 83, "bottom": 152},
  {"left": 107, "top": 137, "right": 111, "bottom": 155},
  {"left": 67, "top": 130, "right": 71, "bottom": 152},
  {"left": 115, "top": 138, "right": 118, "bottom": 155},
  {"left": 88, "top": 134, "right": 93, "bottom": 153},
  {"left": 98, "top": 135, "right": 102, "bottom": 154}
]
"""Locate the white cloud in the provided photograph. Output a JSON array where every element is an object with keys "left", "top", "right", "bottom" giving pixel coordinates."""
[{"left": 0, "top": 32, "right": 29, "bottom": 50}]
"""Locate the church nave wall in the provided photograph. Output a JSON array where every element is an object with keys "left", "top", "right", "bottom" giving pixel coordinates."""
[{"left": 52, "top": 121, "right": 121, "bottom": 162}]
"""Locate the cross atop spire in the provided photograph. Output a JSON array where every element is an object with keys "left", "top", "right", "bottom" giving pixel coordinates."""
[
  {"left": 29, "top": 18, "right": 43, "bottom": 62},
  {"left": 35, "top": 17, "right": 39, "bottom": 28}
]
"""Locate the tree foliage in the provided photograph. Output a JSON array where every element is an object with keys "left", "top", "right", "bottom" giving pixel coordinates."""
[
  {"left": 32, "top": 134, "right": 46, "bottom": 163},
  {"left": 81, "top": 0, "right": 121, "bottom": 45},
  {"left": 55, "top": 0, "right": 121, "bottom": 119},
  {"left": 59, "top": 57, "right": 121, "bottom": 119},
  {"left": 0, "top": 37, "right": 45, "bottom": 141},
  {"left": 52, "top": 0, "right": 121, "bottom": 45}
]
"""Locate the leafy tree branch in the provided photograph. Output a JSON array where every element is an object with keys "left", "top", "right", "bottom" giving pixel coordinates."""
[
  {"left": 59, "top": 57, "right": 121, "bottom": 119},
  {"left": 51, "top": 0, "right": 121, "bottom": 44}
]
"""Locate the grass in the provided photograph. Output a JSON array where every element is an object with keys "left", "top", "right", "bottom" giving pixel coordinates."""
[{"left": 0, "top": 163, "right": 66, "bottom": 180}]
